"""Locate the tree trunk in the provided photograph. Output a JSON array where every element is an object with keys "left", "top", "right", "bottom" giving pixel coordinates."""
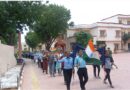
[
  {"left": 45, "top": 43, "right": 51, "bottom": 51},
  {"left": 18, "top": 32, "right": 22, "bottom": 59},
  {"left": 45, "top": 38, "right": 56, "bottom": 51}
]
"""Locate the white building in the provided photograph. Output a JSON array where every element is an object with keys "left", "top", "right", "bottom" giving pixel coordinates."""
[
  {"left": 21, "top": 42, "right": 29, "bottom": 51},
  {"left": 66, "top": 14, "right": 130, "bottom": 52}
]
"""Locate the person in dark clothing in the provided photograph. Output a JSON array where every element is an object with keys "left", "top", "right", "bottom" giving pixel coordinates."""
[
  {"left": 103, "top": 50, "right": 114, "bottom": 88},
  {"left": 75, "top": 50, "right": 88, "bottom": 90},
  {"left": 93, "top": 65, "right": 100, "bottom": 78},
  {"left": 97, "top": 45, "right": 106, "bottom": 68},
  {"left": 97, "top": 45, "right": 106, "bottom": 55},
  {"left": 92, "top": 49, "right": 101, "bottom": 78},
  {"left": 107, "top": 47, "right": 118, "bottom": 69},
  {"left": 43, "top": 51, "right": 49, "bottom": 74},
  {"left": 38, "top": 57, "right": 41, "bottom": 68}
]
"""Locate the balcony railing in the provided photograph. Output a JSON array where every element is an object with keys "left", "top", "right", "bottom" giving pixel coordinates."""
[
  {"left": 115, "top": 35, "right": 121, "bottom": 38},
  {"left": 100, "top": 35, "right": 107, "bottom": 37}
]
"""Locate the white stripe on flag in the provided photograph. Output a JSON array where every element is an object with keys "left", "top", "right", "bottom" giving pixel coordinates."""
[{"left": 85, "top": 45, "right": 93, "bottom": 58}]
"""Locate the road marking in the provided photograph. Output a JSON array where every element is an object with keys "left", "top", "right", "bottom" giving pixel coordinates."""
[{"left": 31, "top": 69, "right": 40, "bottom": 90}]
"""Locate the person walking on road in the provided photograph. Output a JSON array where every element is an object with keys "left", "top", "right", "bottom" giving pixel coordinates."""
[
  {"left": 107, "top": 48, "right": 112, "bottom": 57},
  {"left": 48, "top": 52, "right": 56, "bottom": 77},
  {"left": 92, "top": 48, "right": 101, "bottom": 78},
  {"left": 97, "top": 44, "right": 106, "bottom": 67},
  {"left": 56, "top": 54, "right": 62, "bottom": 75},
  {"left": 103, "top": 50, "right": 114, "bottom": 88},
  {"left": 107, "top": 47, "right": 118, "bottom": 69},
  {"left": 43, "top": 51, "right": 49, "bottom": 74},
  {"left": 58, "top": 51, "right": 73, "bottom": 90},
  {"left": 75, "top": 50, "right": 88, "bottom": 90}
]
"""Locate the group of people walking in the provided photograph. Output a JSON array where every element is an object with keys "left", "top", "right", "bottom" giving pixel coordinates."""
[
  {"left": 34, "top": 51, "right": 63, "bottom": 77},
  {"left": 32, "top": 46, "right": 116, "bottom": 90},
  {"left": 56, "top": 50, "right": 88, "bottom": 90}
]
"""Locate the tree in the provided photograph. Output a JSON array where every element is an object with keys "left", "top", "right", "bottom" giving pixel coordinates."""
[
  {"left": 0, "top": 1, "right": 44, "bottom": 60},
  {"left": 0, "top": 28, "right": 18, "bottom": 45},
  {"left": 75, "top": 32, "right": 101, "bottom": 65},
  {"left": 69, "top": 21, "right": 74, "bottom": 27},
  {"left": 75, "top": 31, "right": 93, "bottom": 48},
  {"left": 0, "top": 1, "right": 43, "bottom": 45},
  {"left": 25, "top": 32, "right": 40, "bottom": 51},
  {"left": 34, "top": 4, "right": 71, "bottom": 50},
  {"left": 122, "top": 33, "right": 130, "bottom": 44}
]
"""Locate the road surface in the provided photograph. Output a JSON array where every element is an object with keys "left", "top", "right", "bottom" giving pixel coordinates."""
[{"left": 21, "top": 53, "right": 130, "bottom": 90}]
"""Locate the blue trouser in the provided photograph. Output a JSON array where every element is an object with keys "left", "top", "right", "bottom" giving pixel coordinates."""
[{"left": 49, "top": 63, "right": 55, "bottom": 76}]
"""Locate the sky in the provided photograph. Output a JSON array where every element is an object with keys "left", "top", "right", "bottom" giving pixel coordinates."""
[{"left": 22, "top": 0, "right": 130, "bottom": 42}]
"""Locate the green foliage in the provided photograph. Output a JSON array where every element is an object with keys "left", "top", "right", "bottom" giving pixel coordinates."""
[
  {"left": 75, "top": 31, "right": 102, "bottom": 65},
  {"left": 25, "top": 32, "right": 40, "bottom": 50},
  {"left": 0, "top": 37, "right": 7, "bottom": 44},
  {"left": 14, "top": 53, "right": 18, "bottom": 59},
  {"left": 69, "top": 21, "right": 74, "bottom": 27},
  {"left": 74, "top": 31, "right": 102, "bottom": 65},
  {"left": 122, "top": 33, "right": 130, "bottom": 44},
  {"left": 75, "top": 31, "right": 93, "bottom": 48},
  {"left": 1, "top": 28, "right": 18, "bottom": 45},
  {"left": 0, "top": 1, "right": 71, "bottom": 50},
  {"left": 0, "top": 1, "right": 43, "bottom": 45},
  {"left": 34, "top": 4, "right": 71, "bottom": 50}
]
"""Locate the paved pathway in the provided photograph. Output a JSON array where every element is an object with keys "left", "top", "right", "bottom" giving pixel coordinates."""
[{"left": 21, "top": 53, "right": 130, "bottom": 90}]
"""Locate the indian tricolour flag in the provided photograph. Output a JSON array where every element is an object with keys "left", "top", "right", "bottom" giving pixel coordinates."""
[{"left": 85, "top": 39, "right": 95, "bottom": 58}]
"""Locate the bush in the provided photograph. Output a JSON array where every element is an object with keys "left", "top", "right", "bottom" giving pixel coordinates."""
[{"left": 122, "top": 33, "right": 130, "bottom": 44}]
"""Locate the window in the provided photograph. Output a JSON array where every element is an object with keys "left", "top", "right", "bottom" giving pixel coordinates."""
[
  {"left": 24, "top": 45, "right": 26, "bottom": 47},
  {"left": 24, "top": 48, "right": 27, "bottom": 51},
  {"left": 119, "top": 20, "right": 122, "bottom": 24},
  {"left": 100, "top": 30, "right": 106, "bottom": 37},
  {"left": 127, "top": 21, "right": 130, "bottom": 25},
  {"left": 115, "top": 30, "right": 121, "bottom": 37},
  {"left": 114, "top": 44, "right": 119, "bottom": 50}
]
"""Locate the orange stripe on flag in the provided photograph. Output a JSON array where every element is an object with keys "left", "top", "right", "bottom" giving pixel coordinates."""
[{"left": 88, "top": 39, "right": 95, "bottom": 52}]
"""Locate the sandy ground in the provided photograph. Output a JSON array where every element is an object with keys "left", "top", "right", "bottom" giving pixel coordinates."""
[{"left": 21, "top": 53, "right": 130, "bottom": 90}]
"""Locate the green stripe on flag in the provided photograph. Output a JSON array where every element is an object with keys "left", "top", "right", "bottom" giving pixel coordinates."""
[{"left": 83, "top": 53, "right": 101, "bottom": 65}]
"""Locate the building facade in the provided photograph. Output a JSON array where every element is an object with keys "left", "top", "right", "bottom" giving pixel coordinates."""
[{"left": 66, "top": 14, "right": 130, "bottom": 52}]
